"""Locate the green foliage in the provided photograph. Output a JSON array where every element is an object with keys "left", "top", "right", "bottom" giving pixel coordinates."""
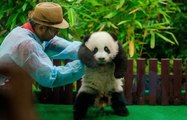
[
  {"left": 59, "top": 0, "right": 182, "bottom": 58},
  {"left": 0, "top": 0, "right": 186, "bottom": 59},
  {"left": 171, "top": 1, "right": 187, "bottom": 59},
  {"left": 0, "top": 0, "right": 37, "bottom": 43}
]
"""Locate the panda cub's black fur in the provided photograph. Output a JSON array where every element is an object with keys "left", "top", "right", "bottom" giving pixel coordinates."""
[{"left": 74, "top": 31, "right": 129, "bottom": 120}]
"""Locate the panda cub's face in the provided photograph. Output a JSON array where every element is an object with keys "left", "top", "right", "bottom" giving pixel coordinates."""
[{"left": 85, "top": 31, "right": 119, "bottom": 64}]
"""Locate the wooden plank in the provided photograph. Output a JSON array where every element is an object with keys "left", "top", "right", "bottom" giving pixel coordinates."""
[
  {"left": 51, "top": 87, "right": 64, "bottom": 104},
  {"left": 53, "top": 59, "right": 62, "bottom": 66},
  {"left": 173, "top": 59, "right": 182, "bottom": 105},
  {"left": 52, "top": 60, "right": 65, "bottom": 104},
  {"left": 161, "top": 59, "right": 170, "bottom": 105},
  {"left": 148, "top": 58, "right": 158, "bottom": 105},
  {"left": 39, "top": 60, "right": 64, "bottom": 104},
  {"left": 136, "top": 58, "right": 145, "bottom": 105},
  {"left": 169, "top": 74, "right": 173, "bottom": 105},
  {"left": 63, "top": 84, "right": 73, "bottom": 104},
  {"left": 124, "top": 59, "right": 133, "bottom": 105},
  {"left": 62, "top": 60, "right": 74, "bottom": 104}
]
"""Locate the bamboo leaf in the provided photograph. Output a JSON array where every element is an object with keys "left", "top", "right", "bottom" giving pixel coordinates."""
[
  {"left": 104, "top": 11, "right": 118, "bottom": 19},
  {"left": 116, "top": 0, "right": 125, "bottom": 10},
  {"left": 0, "top": 30, "right": 7, "bottom": 36},
  {"left": 109, "top": 22, "right": 118, "bottom": 29},
  {"left": 68, "top": 8, "right": 76, "bottom": 27},
  {"left": 0, "top": 14, "right": 3, "bottom": 19},
  {"left": 22, "top": 3, "right": 28, "bottom": 11},
  {"left": 135, "top": 20, "right": 142, "bottom": 29},
  {"left": 156, "top": 32, "right": 175, "bottom": 44},
  {"left": 122, "top": 41, "right": 129, "bottom": 48},
  {"left": 129, "top": 40, "right": 135, "bottom": 57},
  {"left": 117, "top": 20, "right": 129, "bottom": 25},
  {"left": 150, "top": 31, "right": 155, "bottom": 49},
  {"left": 6, "top": 13, "right": 19, "bottom": 30},
  {"left": 164, "top": 31, "right": 179, "bottom": 45},
  {"left": 79, "top": 12, "right": 98, "bottom": 22},
  {"left": 159, "top": 10, "right": 170, "bottom": 23},
  {"left": 19, "top": 15, "right": 27, "bottom": 24},
  {"left": 86, "top": 0, "right": 102, "bottom": 6},
  {"left": 98, "top": 24, "right": 105, "bottom": 31},
  {"left": 129, "top": 8, "right": 140, "bottom": 14},
  {"left": 88, "top": 23, "right": 94, "bottom": 28}
]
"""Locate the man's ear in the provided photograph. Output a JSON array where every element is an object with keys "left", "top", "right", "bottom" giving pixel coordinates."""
[
  {"left": 37, "top": 24, "right": 46, "bottom": 31},
  {"left": 113, "top": 42, "right": 128, "bottom": 78},
  {"left": 35, "top": 24, "right": 46, "bottom": 34},
  {"left": 78, "top": 44, "right": 97, "bottom": 68}
]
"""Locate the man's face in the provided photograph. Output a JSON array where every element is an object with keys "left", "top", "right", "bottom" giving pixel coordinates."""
[{"left": 35, "top": 25, "right": 59, "bottom": 41}]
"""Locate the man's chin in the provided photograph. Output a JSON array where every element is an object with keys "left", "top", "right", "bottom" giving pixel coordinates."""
[{"left": 42, "top": 36, "right": 55, "bottom": 41}]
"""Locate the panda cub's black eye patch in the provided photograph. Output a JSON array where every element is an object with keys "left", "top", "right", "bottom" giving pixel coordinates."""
[
  {"left": 104, "top": 46, "right": 110, "bottom": 54},
  {"left": 93, "top": 47, "right": 98, "bottom": 54}
]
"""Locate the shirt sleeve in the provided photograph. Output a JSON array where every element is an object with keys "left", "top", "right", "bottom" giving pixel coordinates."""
[
  {"left": 18, "top": 40, "right": 84, "bottom": 88},
  {"left": 44, "top": 36, "right": 82, "bottom": 60}
]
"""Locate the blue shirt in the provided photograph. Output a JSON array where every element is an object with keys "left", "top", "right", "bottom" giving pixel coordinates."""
[{"left": 0, "top": 27, "right": 84, "bottom": 88}]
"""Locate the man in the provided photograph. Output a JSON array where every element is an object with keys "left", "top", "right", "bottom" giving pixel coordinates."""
[{"left": 0, "top": 2, "right": 84, "bottom": 88}]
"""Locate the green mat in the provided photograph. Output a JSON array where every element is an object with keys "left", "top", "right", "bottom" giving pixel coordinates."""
[{"left": 36, "top": 104, "right": 187, "bottom": 120}]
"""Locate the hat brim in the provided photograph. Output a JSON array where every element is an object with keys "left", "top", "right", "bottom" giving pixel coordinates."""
[
  {"left": 33, "top": 18, "right": 69, "bottom": 29},
  {"left": 47, "top": 19, "right": 69, "bottom": 29}
]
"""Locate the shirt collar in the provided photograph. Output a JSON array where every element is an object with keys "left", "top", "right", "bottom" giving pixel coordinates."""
[{"left": 21, "top": 22, "right": 35, "bottom": 33}]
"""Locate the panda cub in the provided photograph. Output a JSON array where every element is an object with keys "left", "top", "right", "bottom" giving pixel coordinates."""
[{"left": 74, "top": 31, "right": 129, "bottom": 120}]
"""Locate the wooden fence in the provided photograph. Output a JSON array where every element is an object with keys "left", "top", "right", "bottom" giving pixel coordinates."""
[{"left": 37, "top": 58, "right": 187, "bottom": 105}]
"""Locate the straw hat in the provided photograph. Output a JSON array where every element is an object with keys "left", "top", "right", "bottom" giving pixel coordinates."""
[{"left": 29, "top": 2, "right": 69, "bottom": 29}]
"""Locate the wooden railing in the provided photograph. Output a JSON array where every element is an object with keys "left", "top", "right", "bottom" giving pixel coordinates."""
[
  {"left": 38, "top": 58, "right": 187, "bottom": 105},
  {"left": 124, "top": 58, "right": 186, "bottom": 105}
]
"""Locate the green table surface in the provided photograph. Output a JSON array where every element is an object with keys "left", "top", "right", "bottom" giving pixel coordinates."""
[{"left": 36, "top": 104, "right": 187, "bottom": 120}]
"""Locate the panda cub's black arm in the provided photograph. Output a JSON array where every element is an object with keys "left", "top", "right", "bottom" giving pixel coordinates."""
[
  {"left": 113, "top": 43, "right": 128, "bottom": 78},
  {"left": 78, "top": 44, "right": 97, "bottom": 68}
]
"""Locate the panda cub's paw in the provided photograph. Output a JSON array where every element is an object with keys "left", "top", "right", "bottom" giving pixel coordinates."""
[{"left": 85, "top": 61, "right": 97, "bottom": 68}]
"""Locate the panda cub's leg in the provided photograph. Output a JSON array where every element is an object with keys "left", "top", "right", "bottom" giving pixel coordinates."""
[
  {"left": 73, "top": 92, "right": 96, "bottom": 120},
  {"left": 111, "top": 92, "right": 129, "bottom": 116}
]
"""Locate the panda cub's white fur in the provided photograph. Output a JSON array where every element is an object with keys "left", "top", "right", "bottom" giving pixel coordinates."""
[
  {"left": 85, "top": 32, "right": 119, "bottom": 63},
  {"left": 74, "top": 31, "right": 129, "bottom": 120},
  {"left": 78, "top": 31, "right": 123, "bottom": 95},
  {"left": 78, "top": 63, "right": 124, "bottom": 94}
]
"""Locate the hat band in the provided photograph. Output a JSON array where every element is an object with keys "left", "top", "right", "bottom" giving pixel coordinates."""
[{"left": 32, "top": 17, "right": 63, "bottom": 25}]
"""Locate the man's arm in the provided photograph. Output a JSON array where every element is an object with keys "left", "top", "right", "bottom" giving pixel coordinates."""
[
  {"left": 18, "top": 41, "right": 84, "bottom": 88},
  {"left": 44, "top": 36, "right": 82, "bottom": 60}
]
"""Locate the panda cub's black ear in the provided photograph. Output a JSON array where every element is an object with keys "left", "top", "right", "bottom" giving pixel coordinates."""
[
  {"left": 83, "top": 34, "right": 91, "bottom": 43},
  {"left": 109, "top": 32, "right": 118, "bottom": 41},
  {"left": 78, "top": 35, "right": 97, "bottom": 68}
]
